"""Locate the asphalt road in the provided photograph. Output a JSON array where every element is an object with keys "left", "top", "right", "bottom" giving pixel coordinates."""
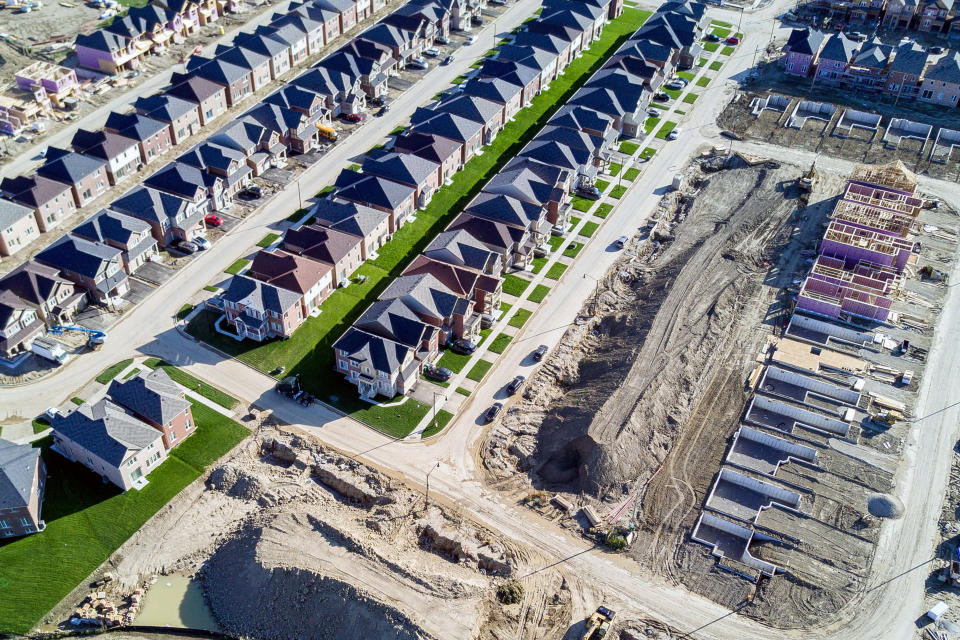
[{"left": 5, "top": 1, "right": 960, "bottom": 638}]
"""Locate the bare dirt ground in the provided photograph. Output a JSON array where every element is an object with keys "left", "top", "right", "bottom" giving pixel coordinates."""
[
  {"left": 43, "top": 418, "right": 574, "bottom": 640},
  {"left": 482, "top": 153, "right": 959, "bottom": 630}
]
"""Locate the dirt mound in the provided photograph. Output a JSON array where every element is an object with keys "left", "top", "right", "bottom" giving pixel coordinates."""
[
  {"left": 207, "top": 463, "right": 269, "bottom": 501},
  {"left": 203, "top": 512, "right": 433, "bottom": 640}
]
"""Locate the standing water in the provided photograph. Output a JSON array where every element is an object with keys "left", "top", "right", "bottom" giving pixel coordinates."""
[{"left": 134, "top": 573, "right": 219, "bottom": 630}]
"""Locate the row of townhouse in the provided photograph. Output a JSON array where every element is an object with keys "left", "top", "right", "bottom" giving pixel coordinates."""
[
  {"left": 795, "top": 162, "right": 921, "bottom": 324},
  {"left": 330, "top": 0, "right": 705, "bottom": 399},
  {"left": 802, "top": 0, "right": 960, "bottom": 37},
  {"left": 784, "top": 28, "right": 960, "bottom": 105},
  {"left": 0, "top": 364, "right": 197, "bottom": 539}
]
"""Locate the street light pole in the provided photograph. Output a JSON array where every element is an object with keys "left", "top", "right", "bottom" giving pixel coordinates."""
[{"left": 425, "top": 461, "right": 440, "bottom": 509}]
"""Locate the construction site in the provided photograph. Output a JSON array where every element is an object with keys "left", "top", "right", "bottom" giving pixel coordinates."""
[{"left": 482, "top": 154, "right": 959, "bottom": 629}]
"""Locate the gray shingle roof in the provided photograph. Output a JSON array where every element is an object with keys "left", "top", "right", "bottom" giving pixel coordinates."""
[
  {"left": 424, "top": 228, "right": 499, "bottom": 273},
  {"left": 334, "top": 326, "right": 412, "bottom": 374},
  {"left": 0, "top": 198, "right": 35, "bottom": 230},
  {"left": 924, "top": 51, "right": 960, "bottom": 83},
  {"left": 36, "top": 149, "right": 106, "bottom": 185},
  {"left": 310, "top": 198, "right": 389, "bottom": 238},
  {"left": 785, "top": 28, "right": 826, "bottom": 57},
  {"left": 134, "top": 94, "right": 198, "bottom": 123},
  {"left": 335, "top": 172, "right": 415, "bottom": 210},
  {"left": 0, "top": 438, "right": 42, "bottom": 511},
  {"left": 103, "top": 111, "right": 170, "bottom": 142},
  {"left": 356, "top": 297, "right": 433, "bottom": 349},
  {"left": 819, "top": 32, "right": 858, "bottom": 63},
  {"left": 222, "top": 274, "right": 302, "bottom": 315},
  {"left": 1, "top": 175, "right": 73, "bottom": 209},
  {"left": 35, "top": 234, "right": 122, "bottom": 279},
  {"left": 465, "top": 191, "right": 544, "bottom": 229},
  {"left": 379, "top": 272, "right": 460, "bottom": 320},
  {"left": 889, "top": 41, "right": 929, "bottom": 75},
  {"left": 72, "top": 208, "right": 151, "bottom": 247},
  {"left": 361, "top": 151, "right": 439, "bottom": 187},
  {"left": 108, "top": 368, "right": 191, "bottom": 427},
  {"left": 53, "top": 398, "right": 162, "bottom": 466},
  {"left": 110, "top": 185, "right": 194, "bottom": 227}
]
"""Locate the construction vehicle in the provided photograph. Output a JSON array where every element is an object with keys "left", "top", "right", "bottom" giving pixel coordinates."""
[
  {"left": 48, "top": 325, "right": 107, "bottom": 349},
  {"left": 799, "top": 159, "right": 816, "bottom": 193},
  {"left": 581, "top": 606, "right": 617, "bottom": 640}
]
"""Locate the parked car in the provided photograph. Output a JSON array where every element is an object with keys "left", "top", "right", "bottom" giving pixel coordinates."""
[
  {"left": 615, "top": 235, "right": 628, "bottom": 249},
  {"left": 471, "top": 15, "right": 483, "bottom": 25},
  {"left": 846, "top": 31, "right": 866, "bottom": 41},
  {"left": 436, "top": 35, "right": 450, "bottom": 44},
  {"left": 44, "top": 407, "right": 60, "bottom": 421},
  {"left": 341, "top": 112, "right": 363, "bottom": 123},
  {"left": 425, "top": 47, "right": 440, "bottom": 57},
  {"left": 532, "top": 345, "right": 548, "bottom": 361},
  {"left": 648, "top": 107, "right": 662, "bottom": 117},
  {"left": 237, "top": 186, "right": 262, "bottom": 200},
  {"left": 425, "top": 365, "right": 453, "bottom": 382},
  {"left": 443, "top": 54, "right": 454, "bottom": 65},
  {"left": 450, "top": 338, "right": 478, "bottom": 355},
  {"left": 193, "top": 236, "right": 211, "bottom": 250},
  {"left": 576, "top": 185, "right": 602, "bottom": 200},
  {"left": 665, "top": 80, "right": 684, "bottom": 90},
  {"left": 466, "top": 35, "right": 476, "bottom": 44},
  {"left": 930, "top": 45, "right": 945, "bottom": 54},
  {"left": 480, "top": 313, "right": 496, "bottom": 329},
  {"left": 654, "top": 91, "right": 670, "bottom": 102},
  {"left": 666, "top": 126, "right": 681, "bottom": 141},
  {"left": 205, "top": 213, "right": 223, "bottom": 226},
  {"left": 506, "top": 375, "right": 525, "bottom": 395},
  {"left": 408, "top": 58, "right": 428, "bottom": 69},
  {"left": 484, "top": 402, "right": 503, "bottom": 423},
  {"left": 369, "top": 96, "right": 385, "bottom": 106},
  {"left": 725, "top": 35, "right": 740, "bottom": 45},
  {"left": 705, "top": 33, "right": 720, "bottom": 42},
  {"left": 176, "top": 239, "right": 199, "bottom": 254},
  {"left": 376, "top": 105, "right": 391, "bottom": 117},
  {"left": 491, "top": 0, "right": 506, "bottom": 5}
]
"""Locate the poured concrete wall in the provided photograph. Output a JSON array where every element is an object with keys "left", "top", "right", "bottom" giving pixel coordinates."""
[
  {"left": 691, "top": 512, "right": 779, "bottom": 578},
  {"left": 760, "top": 365, "right": 861, "bottom": 406},
  {"left": 747, "top": 394, "right": 852, "bottom": 437},
  {"left": 837, "top": 109, "right": 881, "bottom": 133},
  {"left": 786, "top": 312, "right": 874, "bottom": 348},
  {"left": 706, "top": 468, "right": 803, "bottom": 521}
]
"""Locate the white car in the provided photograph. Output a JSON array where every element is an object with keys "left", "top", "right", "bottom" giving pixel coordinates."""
[
  {"left": 666, "top": 126, "right": 681, "bottom": 141},
  {"left": 466, "top": 35, "right": 476, "bottom": 44},
  {"left": 194, "top": 236, "right": 211, "bottom": 250},
  {"left": 648, "top": 107, "right": 661, "bottom": 117},
  {"left": 44, "top": 407, "right": 60, "bottom": 422},
  {"left": 424, "top": 47, "right": 440, "bottom": 56}
]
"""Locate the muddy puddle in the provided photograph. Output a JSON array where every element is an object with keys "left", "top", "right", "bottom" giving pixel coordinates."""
[{"left": 135, "top": 573, "right": 218, "bottom": 630}]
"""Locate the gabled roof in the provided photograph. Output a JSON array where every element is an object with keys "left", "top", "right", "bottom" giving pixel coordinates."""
[
  {"left": 144, "top": 162, "right": 219, "bottom": 199},
  {"left": 0, "top": 198, "right": 36, "bottom": 229},
  {"left": 0, "top": 261, "right": 72, "bottom": 308},
  {"left": 495, "top": 45, "right": 555, "bottom": 72},
  {"left": 819, "top": 32, "right": 858, "bottom": 63},
  {"left": 282, "top": 224, "right": 361, "bottom": 265},
  {"left": 178, "top": 141, "right": 246, "bottom": 173},
  {"left": 853, "top": 39, "right": 891, "bottom": 69},
  {"left": 659, "top": 0, "right": 708, "bottom": 21},
  {"left": 310, "top": 198, "right": 390, "bottom": 239},
  {"left": 465, "top": 191, "right": 544, "bottom": 229},
  {"left": 0, "top": 438, "right": 43, "bottom": 511},
  {"left": 72, "top": 208, "right": 151, "bottom": 247},
  {"left": 520, "top": 138, "right": 583, "bottom": 171},
  {"left": 187, "top": 56, "right": 252, "bottom": 85},
  {"left": 110, "top": 185, "right": 194, "bottom": 225},
  {"left": 71, "top": 129, "right": 138, "bottom": 162},
  {"left": 461, "top": 76, "right": 522, "bottom": 104},
  {"left": 214, "top": 44, "right": 270, "bottom": 72},
  {"left": 539, "top": 8, "right": 594, "bottom": 31},
  {"left": 271, "top": 12, "right": 322, "bottom": 36},
  {"left": 35, "top": 234, "right": 121, "bottom": 278},
  {"left": 550, "top": 103, "right": 616, "bottom": 135},
  {"left": 448, "top": 212, "right": 524, "bottom": 253},
  {"left": 623, "top": 38, "right": 676, "bottom": 64},
  {"left": 404, "top": 254, "right": 482, "bottom": 298},
  {"left": 334, "top": 171, "right": 415, "bottom": 210},
  {"left": 166, "top": 72, "right": 226, "bottom": 104},
  {"left": 52, "top": 398, "right": 161, "bottom": 466},
  {"left": 259, "top": 22, "right": 308, "bottom": 48},
  {"left": 634, "top": 22, "right": 683, "bottom": 49},
  {"left": 785, "top": 28, "right": 826, "bottom": 57},
  {"left": 103, "top": 111, "right": 170, "bottom": 142},
  {"left": 423, "top": 228, "right": 500, "bottom": 273},
  {"left": 74, "top": 30, "right": 127, "bottom": 54},
  {"left": 479, "top": 58, "right": 539, "bottom": 86},
  {"left": 0, "top": 289, "right": 33, "bottom": 330},
  {"left": 513, "top": 31, "right": 568, "bottom": 55},
  {"left": 248, "top": 248, "right": 331, "bottom": 294},
  {"left": 243, "top": 102, "right": 306, "bottom": 134},
  {"left": 392, "top": 131, "right": 462, "bottom": 163},
  {"left": 291, "top": 66, "right": 357, "bottom": 95},
  {"left": 108, "top": 368, "right": 191, "bottom": 427},
  {"left": 315, "top": 0, "right": 355, "bottom": 13},
  {"left": 235, "top": 31, "right": 290, "bottom": 58},
  {"left": 263, "top": 84, "right": 325, "bottom": 113},
  {"left": 924, "top": 51, "right": 960, "bottom": 83},
  {"left": 222, "top": 274, "right": 302, "bottom": 314},
  {"left": 333, "top": 326, "right": 412, "bottom": 375},
  {"left": 412, "top": 111, "right": 484, "bottom": 143},
  {"left": 361, "top": 151, "right": 439, "bottom": 187},
  {"left": 359, "top": 23, "right": 412, "bottom": 50},
  {"left": 379, "top": 272, "right": 461, "bottom": 320},
  {"left": 1, "top": 174, "right": 74, "bottom": 209},
  {"left": 134, "top": 94, "right": 198, "bottom": 122},
  {"left": 290, "top": 1, "right": 340, "bottom": 24},
  {"left": 434, "top": 93, "right": 503, "bottom": 125},
  {"left": 889, "top": 41, "right": 929, "bottom": 75},
  {"left": 569, "top": 86, "right": 626, "bottom": 118},
  {"left": 210, "top": 118, "right": 271, "bottom": 151},
  {"left": 355, "top": 297, "right": 434, "bottom": 349},
  {"left": 36, "top": 147, "right": 106, "bottom": 186},
  {"left": 643, "top": 12, "right": 697, "bottom": 46},
  {"left": 486, "top": 156, "right": 568, "bottom": 206},
  {"left": 536, "top": 124, "right": 603, "bottom": 158}
]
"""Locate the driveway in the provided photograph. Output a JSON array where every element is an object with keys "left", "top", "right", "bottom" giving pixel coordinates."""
[
  {"left": 122, "top": 278, "right": 156, "bottom": 307},
  {"left": 133, "top": 261, "right": 176, "bottom": 287}
]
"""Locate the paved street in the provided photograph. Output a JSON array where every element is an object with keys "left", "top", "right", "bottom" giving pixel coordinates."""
[{"left": 3, "top": 1, "right": 960, "bottom": 638}]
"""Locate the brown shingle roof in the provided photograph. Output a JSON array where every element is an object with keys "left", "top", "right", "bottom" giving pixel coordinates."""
[{"left": 248, "top": 248, "right": 330, "bottom": 294}]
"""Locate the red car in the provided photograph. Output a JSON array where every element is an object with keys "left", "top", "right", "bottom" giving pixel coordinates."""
[
  {"left": 341, "top": 112, "right": 363, "bottom": 123},
  {"left": 726, "top": 36, "right": 740, "bottom": 45},
  {"left": 204, "top": 214, "right": 223, "bottom": 227}
]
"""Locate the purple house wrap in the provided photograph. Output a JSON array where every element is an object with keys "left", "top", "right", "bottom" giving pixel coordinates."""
[
  {"left": 796, "top": 256, "right": 899, "bottom": 323},
  {"left": 819, "top": 220, "right": 915, "bottom": 272}
]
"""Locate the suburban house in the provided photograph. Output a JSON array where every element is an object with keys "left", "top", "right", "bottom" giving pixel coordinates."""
[
  {"left": 315, "top": 0, "right": 359, "bottom": 34},
  {"left": 464, "top": 191, "right": 548, "bottom": 248},
  {"left": 166, "top": 73, "right": 229, "bottom": 126},
  {"left": 358, "top": 23, "right": 420, "bottom": 68},
  {"left": 307, "top": 198, "right": 391, "bottom": 260},
  {"left": 403, "top": 254, "right": 501, "bottom": 314},
  {"left": 110, "top": 185, "right": 204, "bottom": 246},
  {"left": 144, "top": 162, "right": 224, "bottom": 210},
  {"left": 51, "top": 398, "right": 167, "bottom": 491},
  {"left": 15, "top": 61, "right": 79, "bottom": 109},
  {"left": 361, "top": 151, "right": 442, "bottom": 209},
  {"left": 461, "top": 77, "right": 524, "bottom": 123},
  {"left": 243, "top": 102, "right": 317, "bottom": 154},
  {"left": 392, "top": 131, "right": 463, "bottom": 183},
  {"left": 514, "top": 31, "right": 573, "bottom": 72},
  {"left": 264, "top": 84, "right": 330, "bottom": 123},
  {"left": 378, "top": 271, "right": 480, "bottom": 343},
  {"left": 133, "top": 94, "right": 202, "bottom": 145},
  {"left": 846, "top": 39, "right": 892, "bottom": 89},
  {"left": 319, "top": 44, "right": 393, "bottom": 99},
  {"left": 0, "top": 199, "right": 41, "bottom": 258},
  {"left": 248, "top": 248, "right": 334, "bottom": 315},
  {"left": 447, "top": 211, "right": 530, "bottom": 269},
  {"left": 108, "top": 368, "right": 195, "bottom": 449},
  {"left": 814, "top": 32, "right": 859, "bottom": 85},
  {"left": 214, "top": 45, "right": 273, "bottom": 93},
  {"left": 290, "top": 1, "right": 342, "bottom": 44},
  {"left": 333, "top": 171, "right": 417, "bottom": 232},
  {"left": 410, "top": 111, "right": 485, "bottom": 164},
  {"left": 353, "top": 298, "right": 439, "bottom": 363},
  {"left": 70, "top": 129, "right": 142, "bottom": 186},
  {"left": 0, "top": 438, "right": 46, "bottom": 537},
  {"left": 915, "top": 0, "right": 951, "bottom": 32},
  {"left": 282, "top": 224, "right": 363, "bottom": 287},
  {"left": 271, "top": 12, "right": 325, "bottom": 57},
  {"left": 0, "top": 261, "right": 85, "bottom": 326},
  {"left": 103, "top": 111, "right": 175, "bottom": 166},
  {"left": 257, "top": 23, "right": 310, "bottom": 67},
  {"left": 290, "top": 66, "right": 365, "bottom": 117},
  {"left": 35, "top": 148, "right": 110, "bottom": 208},
  {"left": 221, "top": 274, "right": 305, "bottom": 341},
  {"left": 0, "top": 289, "right": 43, "bottom": 359},
  {"left": 234, "top": 31, "right": 293, "bottom": 79},
  {"left": 478, "top": 58, "right": 542, "bottom": 108},
  {"left": 885, "top": 41, "right": 929, "bottom": 100},
  {"left": 71, "top": 209, "right": 159, "bottom": 274},
  {"left": 883, "top": 0, "right": 918, "bottom": 28},
  {"left": 919, "top": 51, "right": 960, "bottom": 107},
  {"left": 550, "top": 104, "right": 617, "bottom": 141},
  {"left": 177, "top": 142, "right": 253, "bottom": 199},
  {"left": 34, "top": 234, "right": 130, "bottom": 303},
  {"left": 0, "top": 175, "right": 77, "bottom": 233},
  {"left": 783, "top": 28, "right": 827, "bottom": 76},
  {"left": 486, "top": 156, "right": 572, "bottom": 226},
  {"left": 430, "top": 93, "right": 505, "bottom": 144},
  {"left": 333, "top": 325, "right": 419, "bottom": 398},
  {"left": 574, "top": 70, "right": 649, "bottom": 137},
  {"left": 74, "top": 30, "right": 145, "bottom": 75},
  {"left": 186, "top": 56, "right": 255, "bottom": 108},
  {"left": 422, "top": 228, "right": 503, "bottom": 278}
]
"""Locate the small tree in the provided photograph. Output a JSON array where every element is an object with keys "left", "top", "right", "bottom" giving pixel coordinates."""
[
  {"left": 497, "top": 581, "right": 524, "bottom": 604},
  {"left": 606, "top": 529, "right": 628, "bottom": 551}
]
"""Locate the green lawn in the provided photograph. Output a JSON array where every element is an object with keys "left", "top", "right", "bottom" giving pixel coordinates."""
[
  {"left": 123, "top": 367, "right": 141, "bottom": 380},
  {"left": 571, "top": 195, "right": 596, "bottom": 212},
  {"left": 32, "top": 418, "right": 49, "bottom": 434},
  {"left": 697, "top": 76, "right": 710, "bottom": 87},
  {"left": 257, "top": 233, "right": 281, "bottom": 248},
  {"left": 624, "top": 167, "right": 642, "bottom": 180},
  {"left": 656, "top": 121, "right": 678, "bottom": 139},
  {"left": 527, "top": 284, "right": 551, "bottom": 303},
  {"left": 509, "top": 308, "right": 533, "bottom": 328},
  {"left": 548, "top": 235, "right": 565, "bottom": 252},
  {"left": 316, "top": 185, "right": 335, "bottom": 198},
  {"left": 721, "top": 46, "right": 735, "bottom": 56},
  {"left": 502, "top": 274, "right": 532, "bottom": 297},
  {"left": 203, "top": 285, "right": 220, "bottom": 292},
  {"left": 70, "top": 397, "right": 84, "bottom": 406},
  {"left": 610, "top": 185, "right": 627, "bottom": 199},
  {"left": 712, "top": 26, "right": 731, "bottom": 38},
  {"left": 184, "top": 5, "right": 653, "bottom": 419},
  {"left": 594, "top": 203, "right": 614, "bottom": 218},
  {"left": 545, "top": 262, "right": 568, "bottom": 280},
  {"left": 143, "top": 358, "right": 238, "bottom": 410},
  {"left": 452, "top": 75, "right": 467, "bottom": 84},
  {"left": 570, "top": 216, "right": 581, "bottom": 227},
  {"left": 437, "top": 348, "right": 472, "bottom": 373},
  {"left": 594, "top": 179, "right": 610, "bottom": 192},
  {"left": 286, "top": 208, "right": 310, "bottom": 223},
  {"left": 644, "top": 116, "right": 660, "bottom": 134},
  {"left": 176, "top": 303, "right": 193, "bottom": 321},
  {"left": 499, "top": 303, "right": 512, "bottom": 318},
  {"left": 466, "top": 359, "right": 494, "bottom": 382},
  {"left": 704, "top": 41, "right": 720, "bottom": 52},
  {"left": 488, "top": 333, "right": 513, "bottom": 354},
  {"left": 421, "top": 410, "right": 454, "bottom": 438},
  {"left": 712, "top": 19, "right": 732, "bottom": 27},
  {"left": 619, "top": 140, "right": 640, "bottom": 155},
  {"left": 697, "top": 57, "right": 707, "bottom": 67},
  {"left": 531, "top": 256, "right": 547, "bottom": 274},
  {"left": 0, "top": 404, "right": 248, "bottom": 634},
  {"left": 95, "top": 358, "right": 133, "bottom": 385},
  {"left": 710, "top": 60, "right": 723, "bottom": 71},
  {"left": 677, "top": 71, "right": 696, "bottom": 81},
  {"left": 563, "top": 241, "right": 584, "bottom": 258},
  {"left": 579, "top": 221, "right": 600, "bottom": 238},
  {"left": 683, "top": 93, "right": 699, "bottom": 104},
  {"left": 224, "top": 259, "right": 249, "bottom": 275},
  {"left": 608, "top": 162, "right": 622, "bottom": 176}
]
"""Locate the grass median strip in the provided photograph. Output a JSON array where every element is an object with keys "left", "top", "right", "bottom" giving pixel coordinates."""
[
  {"left": 466, "top": 359, "right": 494, "bottom": 382},
  {"left": 545, "top": 263, "right": 569, "bottom": 280},
  {"left": 509, "top": 308, "right": 533, "bottom": 328},
  {"left": 224, "top": 259, "right": 249, "bottom": 276},
  {"left": 571, "top": 195, "right": 596, "bottom": 212},
  {"left": 696, "top": 76, "right": 710, "bottom": 87},
  {"left": 624, "top": 166, "right": 642, "bottom": 180},
  {"left": 143, "top": 358, "right": 238, "bottom": 410},
  {"left": 502, "top": 274, "right": 532, "bottom": 296},
  {"left": 421, "top": 410, "right": 454, "bottom": 438},
  {"left": 608, "top": 162, "right": 622, "bottom": 176},
  {"left": 656, "top": 121, "right": 677, "bottom": 139},
  {"left": 610, "top": 185, "right": 627, "bottom": 199},
  {"left": 0, "top": 403, "right": 248, "bottom": 634},
  {"left": 709, "top": 60, "right": 723, "bottom": 71},
  {"left": 527, "top": 284, "right": 551, "bottom": 303},
  {"left": 619, "top": 140, "right": 640, "bottom": 154},
  {"left": 594, "top": 203, "right": 613, "bottom": 218},
  {"left": 257, "top": 233, "right": 281, "bottom": 248},
  {"left": 595, "top": 179, "right": 610, "bottom": 192},
  {"left": 579, "top": 221, "right": 599, "bottom": 238},
  {"left": 95, "top": 358, "right": 133, "bottom": 385},
  {"left": 437, "top": 349, "right": 471, "bottom": 373},
  {"left": 488, "top": 333, "right": 513, "bottom": 354},
  {"left": 683, "top": 93, "right": 698, "bottom": 104},
  {"left": 456, "top": 387, "right": 471, "bottom": 396}
]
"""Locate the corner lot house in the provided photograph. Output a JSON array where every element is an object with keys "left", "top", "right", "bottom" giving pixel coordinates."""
[
  {"left": 108, "top": 368, "right": 195, "bottom": 450},
  {"left": 52, "top": 398, "right": 167, "bottom": 491},
  {"left": 0, "top": 174, "right": 77, "bottom": 232},
  {"left": 35, "top": 234, "right": 129, "bottom": 303},
  {"left": 0, "top": 289, "right": 44, "bottom": 359},
  {"left": 0, "top": 199, "right": 41, "bottom": 258},
  {"left": 333, "top": 326, "right": 419, "bottom": 398},
  {"left": 0, "top": 438, "right": 46, "bottom": 537},
  {"left": 221, "top": 274, "right": 305, "bottom": 341}
]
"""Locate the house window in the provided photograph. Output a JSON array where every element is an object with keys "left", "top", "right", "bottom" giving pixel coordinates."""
[
  {"left": 338, "top": 358, "right": 349, "bottom": 370},
  {"left": 0, "top": 520, "right": 9, "bottom": 529},
  {"left": 923, "top": 89, "right": 934, "bottom": 99},
  {"left": 19, "top": 517, "right": 30, "bottom": 527}
]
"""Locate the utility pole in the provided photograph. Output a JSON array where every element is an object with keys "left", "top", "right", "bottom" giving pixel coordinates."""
[{"left": 425, "top": 461, "right": 440, "bottom": 509}]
